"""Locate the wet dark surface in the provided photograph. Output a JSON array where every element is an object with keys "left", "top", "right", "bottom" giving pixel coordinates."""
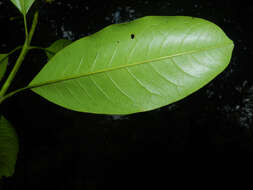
[{"left": 1, "top": 0, "right": 253, "bottom": 189}]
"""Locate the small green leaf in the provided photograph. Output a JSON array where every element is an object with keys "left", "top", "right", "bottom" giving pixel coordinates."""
[
  {"left": 0, "top": 54, "right": 8, "bottom": 82},
  {"left": 0, "top": 116, "right": 19, "bottom": 179},
  {"left": 45, "top": 39, "right": 72, "bottom": 60},
  {"left": 29, "top": 16, "right": 234, "bottom": 114},
  {"left": 10, "top": 0, "right": 35, "bottom": 15}
]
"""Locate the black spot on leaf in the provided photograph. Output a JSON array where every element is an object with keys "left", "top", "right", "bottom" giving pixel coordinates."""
[{"left": 131, "top": 34, "right": 135, "bottom": 39}]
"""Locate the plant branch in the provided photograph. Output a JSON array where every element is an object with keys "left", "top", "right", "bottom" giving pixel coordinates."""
[
  {"left": 28, "top": 11, "right": 39, "bottom": 44},
  {"left": 23, "top": 15, "right": 28, "bottom": 39},
  {"left": 0, "top": 42, "right": 29, "bottom": 98},
  {"left": 0, "top": 11, "right": 39, "bottom": 99},
  {"left": 0, "top": 46, "right": 22, "bottom": 64},
  {"left": 0, "top": 86, "right": 30, "bottom": 104}
]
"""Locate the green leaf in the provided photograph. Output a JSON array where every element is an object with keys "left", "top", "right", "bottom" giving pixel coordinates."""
[
  {"left": 29, "top": 16, "right": 234, "bottom": 114},
  {"left": 0, "top": 116, "right": 19, "bottom": 179},
  {"left": 45, "top": 39, "right": 72, "bottom": 60},
  {"left": 10, "top": 0, "right": 35, "bottom": 15},
  {"left": 0, "top": 54, "right": 8, "bottom": 82}
]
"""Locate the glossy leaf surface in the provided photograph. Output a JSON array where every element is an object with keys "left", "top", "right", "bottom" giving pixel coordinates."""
[
  {"left": 45, "top": 39, "right": 72, "bottom": 60},
  {"left": 10, "top": 0, "right": 35, "bottom": 15},
  {"left": 30, "top": 16, "right": 234, "bottom": 114},
  {"left": 0, "top": 54, "right": 8, "bottom": 82},
  {"left": 0, "top": 116, "right": 19, "bottom": 179}
]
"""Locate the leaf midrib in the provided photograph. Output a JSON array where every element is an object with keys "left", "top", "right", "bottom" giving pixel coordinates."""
[{"left": 29, "top": 41, "right": 233, "bottom": 89}]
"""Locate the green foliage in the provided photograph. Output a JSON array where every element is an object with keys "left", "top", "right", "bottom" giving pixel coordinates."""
[
  {"left": 0, "top": 1, "right": 235, "bottom": 179},
  {"left": 29, "top": 16, "right": 234, "bottom": 114},
  {"left": 10, "top": 0, "right": 35, "bottom": 15},
  {"left": 45, "top": 39, "right": 72, "bottom": 60},
  {"left": 0, "top": 116, "right": 19, "bottom": 179},
  {"left": 0, "top": 54, "right": 8, "bottom": 82}
]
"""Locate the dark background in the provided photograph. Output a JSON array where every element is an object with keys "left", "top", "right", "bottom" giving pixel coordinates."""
[{"left": 0, "top": 0, "right": 253, "bottom": 189}]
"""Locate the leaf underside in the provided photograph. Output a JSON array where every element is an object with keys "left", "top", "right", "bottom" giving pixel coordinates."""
[
  {"left": 30, "top": 16, "right": 234, "bottom": 114},
  {"left": 0, "top": 116, "right": 19, "bottom": 179}
]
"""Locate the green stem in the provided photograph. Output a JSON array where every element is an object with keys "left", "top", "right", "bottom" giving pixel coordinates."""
[
  {"left": 23, "top": 15, "right": 28, "bottom": 39},
  {"left": 28, "top": 11, "right": 39, "bottom": 44},
  {"left": 0, "top": 86, "right": 29, "bottom": 104},
  {"left": 0, "top": 46, "right": 22, "bottom": 64},
  {"left": 28, "top": 46, "right": 55, "bottom": 55},
  {"left": 0, "top": 41, "right": 29, "bottom": 97},
  {"left": 0, "top": 11, "right": 39, "bottom": 99}
]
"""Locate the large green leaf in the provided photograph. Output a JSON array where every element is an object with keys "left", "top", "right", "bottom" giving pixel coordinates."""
[
  {"left": 0, "top": 54, "right": 8, "bottom": 82},
  {"left": 0, "top": 116, "right": 19, "bottom": 179},
  {"left": 45, "top": 39, "right": 72, "bottom": 60},
  {"left": 29, "top": 16, "right": 234, "bottom": 114},
  {"left": 10, "top": 0, "right": 35, "bottom": 15}
]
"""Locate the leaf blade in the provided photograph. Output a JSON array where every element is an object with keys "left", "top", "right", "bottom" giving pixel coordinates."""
[
  {"left": 0, "top": 54, "right": 8, "bottom": 82},
  {"left": 29, "top": 16, "right": 234, "bottom": 114},
  {"left": 0, "top": 116, "right": 19, "bottom": 179},
  {"left": 10, "top": 0, "right": 35, "bottom": 15},
  {"left": 45, "top": 39, "right": 72, "bottom": 60}
]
